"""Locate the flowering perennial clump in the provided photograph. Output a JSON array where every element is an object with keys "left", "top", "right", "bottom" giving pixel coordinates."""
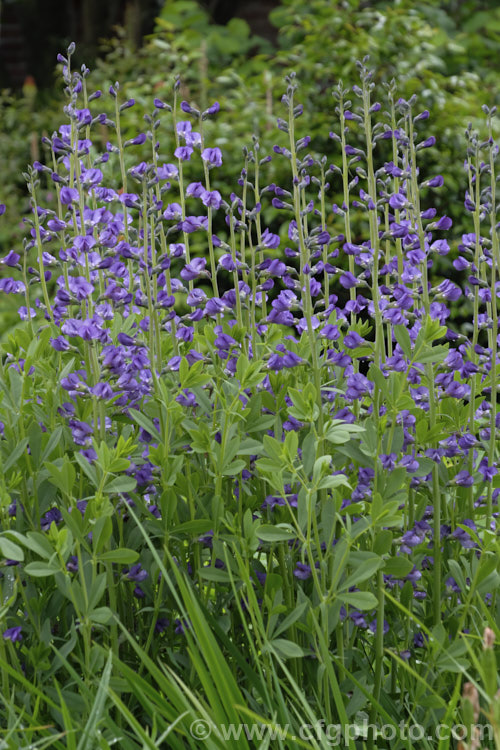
[{"left": 0, "top": 45, "right": 499, "bottom": 744}]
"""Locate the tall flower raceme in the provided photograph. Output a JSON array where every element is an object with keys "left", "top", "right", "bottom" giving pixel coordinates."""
[{"left": 0, "top": 44, "right": 499, "bottom": 739}]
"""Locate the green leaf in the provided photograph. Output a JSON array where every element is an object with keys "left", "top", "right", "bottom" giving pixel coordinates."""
[
  {"left": 3, "top": 437, "right": 29, "bottom": 472},
  {"left": 393, "top": 325, "right": 412, "bottom": 359},
  {"left": 301, "top": 430, "right": 317, "bottom": 475},
  {"left": 92, "top": 516, "right": 113, "bottom": 554},
  {"left": 255, "top": 457, "right": 283, "bottom": 474},
  {"left": 236, "top": 438, "right": 263, "bottom": 455},
  {"left": 199, "top": 568, "right": 232, "bottom": 582},
  {"left": 383, "top": 556, "right": 414, "bottom": 578},
  {"left": 24, "top": 561, "right": 60, "bottom": 577},
  {"left": 317, "top": 474, "right": 350, "bottom": 490},
  {"left": 413, "top": 345, "right": 448, "bottom": 364},
  {"left": 45, "top": 458, "right": 76, "bottom": 496},
  {"left": 339, "top": 591, "right": 379, "bottom": 610},
  {"left": 268, "top": 638, "right": 305, "bottom": 659},
  {"left": 88, "top": 573, "right": 108, "bottom": 612},
  {"left": 273, "top": 602, "right": 308, "bottom": 639},
  {"left": 99, "top": 548, "right": 140, "bottom": 564},
  {"left": 74, "top": 451, "right": 99, "bottom": 488},
  {"left": 0, "top": 536, "right": 24, "bottom": 562},
  {"left": 129, "top": 409, "right": 162, "bottom": 442},
  {"left": 368, "top": 365, "right": 389, "bottom": 397},
  {"left": 381, "top": 468, "right": 407, "bottom": 498},
  {"left": 257, "top": 525, "right": 296, "bottom": 542},
  {"left": 221, "top": 459, "right": 246, "bottom": 476},
  {"left": 41, "top": 425, "right": 64, "bottom": 462},
  {"left": 373, "top": 530, "right": 393, "bottom": 556},
  {"left": 76, "top": 650, "right": 113, "bottom": 750},
  {"left": 171, "top": 519, "right": 214, "bottom": 536},
  {"left": 312, "top": 455, "right": 331, "bottom": 484},
  {"left": 88, "top": 607, "right": 113, "bottom": 625},
  {"left": 341, "top": 555, "right": 383, "bottom": 590},
  {"left": 104, "top": 476, "right": 137, "bottom": 494},
  {"left": 8, "top": 530, "right": 54, "bottom": 559}
]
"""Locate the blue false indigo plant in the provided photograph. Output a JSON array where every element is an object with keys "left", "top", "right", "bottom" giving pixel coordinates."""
[{"left": 0, "top": 44, "right": 499, "bottom": 747}]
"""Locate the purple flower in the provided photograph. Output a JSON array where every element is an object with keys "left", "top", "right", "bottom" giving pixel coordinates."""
[
  {"left": 186, "top": 288, "right": 207, "bottom": 307},
  {"left": 400, "top": 455, "right": 419, "bottom": 473},
  {"left": 345, "top": 373, "right": 372, "bottom": 400},
  {"left": 178, "top": 216, "right": 207, "bottom": 233},
  {"left": 50, "top": 336, "right": 71, "bottom": 352},
  {"left": 60, "top": 187, "right": 79, "bottom": 205},
  {"left": 368, "top": 619, "right": 389, "bottom": 635},
  {"left": 157, "top": 163, "right": 178, "bottom": 179},
  {"left": 219, "top": 254, "right": 238, "bottom": 271},
  {"left": 174, "top": 146, "right": 193, "bottom": 161},
  {"left": 125, "top": 133, "right": 146, "bottom": 147},
  {"left": 437, "top": 280, "right": 461, "bottom": 301},
  {"left": 201, "top": 189, "right": 222, "bottom": 209},
  {"left": 427, "top": 175, "right": 444, "bottom": 187},
  {"left": 452, "top": 520, "right": 477, "bottom": 548},
  {"left": 478, "top": 458, "right": 497, "bottom": 482},
  {"left": 389, "top": 192, "right": 407, "bottom": 209},
  {"left": 186, "top": 181, "right": 205, "bottom": 198},
  {"left": 68, "top": 276, "right": 94, "bottom": 301},
  {"left": 41, "top": 507, "right": 63, "bottom": 531},
  {"left": 1, "top": 250, "right": 20, "bottom": 266},
  {"left": 176, "top": 389, "right": 197, "bottom": 407},
  {"left": 261, "top": 228, "right": 280, "bottom": 249},
  {"left": 321, "top": 324, "right": 340, "bottom": 341},
  {"left": 89, "top": 382, "right": 113, "bottom": 399},
  {"left": 434, "top": 215, "right": 453, "bottom": 230},
  {"left": 3, "top": 626, "right": 22, "bottom": 642},
  {"left": 203, "top": 101, "right": 220, "bottom": 116},
  {"left": 454, "top": 470, "right": 474, "bottom": 487},
  {"left": 267, "top": 259, "right": 286, "bottom": 277},
  {"left": 163, "top": 203, "right": 183, "bottom": 220},
  {"left": 344, "top": 331, "right": 365, "bottom": 348},
  {"left": 125, "top": 563, "right": 148, "bottom": 582},
  {"left": 294, "top": 562, "right": 312, "bottom": 580},
  {"left": 155, "top": 617, "right": 170, "bottom": 633},
  {"left": 201, "top": 147, "right": 223, "bottom": 167},
  {"left": 69, "top": 419, "right": 93, "bottom": 446},
  {"left": 180, "top": 257, "right": 207, "bottom": 281},
  {"left": 339, "top": 271, "right": 358, "bottom": 289},
  {"left": 66, "top": 555, "right": 79, "bottom": 573},
  {"left": 417, "top": 136, "right": 436, "bottom": 149},
  {"left": 380, "top": 453, "right": 397, "bottom": 471}
]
